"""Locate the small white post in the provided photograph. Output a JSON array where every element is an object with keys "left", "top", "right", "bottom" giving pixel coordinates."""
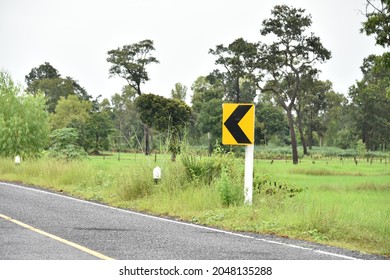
[
  {"left": 15, "top": 155, "right": 21, "bottom": 166},
  {"left": 153, "top": 166, "right": 161, "bottom": 184},
  {"left": 244, "top": 145, "right": 254, "bottom": 205}
]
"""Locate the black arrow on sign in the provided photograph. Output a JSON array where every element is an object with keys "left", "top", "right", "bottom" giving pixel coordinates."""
[{"left": 224, "top": 105, "right": 252, "bottom": 144}]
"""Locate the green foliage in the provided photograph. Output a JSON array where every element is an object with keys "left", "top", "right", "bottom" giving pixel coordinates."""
[
  {"left": 107, "top": 39, "right": 159, "bottom": 95},
  {"left": 25, "top": 62, "right": 60, "bottom": 88},
  {"left": 50, "top": 94, "right": 92, "bottom": 130},
  {"left": 135, "top": 93, "right": 191, "bottom": 158},
  {"left": 0, "top": 70, "right": 49, "bottom": 158},
  {"left": 135, "top": 93, "right": 191, "bottom": 132},
  {"left": 0, "top": 154, "right": 389, "bottom": 256},
  {"left": 361, "top": 0, "right": 390, "bottom": 48},
  {"left": 118, "top": 165, "right": 154, "bottom": 200},
  {"left": 171, "top": 82, "right": 188, "bottom": 101},
  {"left": 83, "top": 111, "right": 114, "bottom": 154},
  {"left": 181, "top": 144, "right": 243, "bottom": 206},
  {"left": 209, "top": 38, "right": 258, "bottom": 103},
  {"left": 25, "top": 62, "right": 91, "bottom": 113},
  {"left": 356, "top": 139, "right": 367, "bottom": 158},
  {"left": 255, "top": 98, "right": 290, "bottom": 145},
  {"left": 217, "top": 166, "right": 242, "bottom": 207},
  {"left": 260, "top": 5, "right": 332, "bottom": 164},
  {"left": 253, "top": 174, "right": 305, "bottom": 199},
  {"left": 48, "top": 128, "right": 86, "bottom": 160},
  {"left": 181, "top": 154, "right": 222, "bottom": 184},
  {"left": 348, "top": 54, "right": 390, "bottom": 151}
]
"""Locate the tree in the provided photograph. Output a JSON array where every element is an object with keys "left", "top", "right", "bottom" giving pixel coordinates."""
[
  {"left": 258, "top": 5, "right": 331, "bottom": 164},
  {"left": 295, "top": 77, "right": 333, "bottom": 152},
  {"left": 0, "top": 70, "right": 49, "bottom": 158},
  {"left": 25, "top": 62, "right": 60, "bottom": 88},
  {"left": 107, "top": 39, "right": 159, "bottom": 96},
  {"left": 361, "top": 0, "right": 390, "bottom": 48},
  {"left": 191, "top": 76, "right": 224, "bottom": 152},
  {"left": 84, "top": 111, "right": 113, "bottom": 154},
  {"left": 349, "top": 54, "right": 390, "bottom": 150},
  {"left": 111, "top": 86, "right": 144, "bottom": 151},
  {"left": 135, "top": 94, "right": 191, "bottom": 160},
  {"left": 107, "top": 39, "right": 159, "bottom": 155},
  {"left": 50, "top": 94, "right": 92, "bottom": 130},
  {"left": 25, "top": 62, "right": 91, "bottom": 113},
  {"left": 255, "top": 96, "right": 289, "bottom": 146},
  {"left": 171, "top": 82, "right": 188, "bottom": 101},
  {"left": 48, "top": 128, "right": 86, "bottom": 160},
  {"left": 209, "top": 38, "right": 259, "bottom": 102}
]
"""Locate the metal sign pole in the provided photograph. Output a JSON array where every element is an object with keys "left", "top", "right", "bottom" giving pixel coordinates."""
[{"left": 244, "top": 144, "right": 254, "bottom": 205}]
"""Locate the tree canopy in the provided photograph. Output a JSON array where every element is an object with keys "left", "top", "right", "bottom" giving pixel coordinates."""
[
  {"left": 107, "top": 39, "right": 159, "bottom": 96},
  {"left": 0, "top": 70, "right": 49, "bottom": 158},
  {"left": 362, "top": 0, "right": 390, "bottom": 48},
  {"left": 25, "top": 62, "right": 91, "bottom": 113},
  {"left": 258, "top": 5, "right": 331, "bottom": 163}
]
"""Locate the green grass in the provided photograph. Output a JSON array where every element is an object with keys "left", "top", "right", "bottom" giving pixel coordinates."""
[{"left": 0, "top": 153, "right": 389, "bottom": 257}]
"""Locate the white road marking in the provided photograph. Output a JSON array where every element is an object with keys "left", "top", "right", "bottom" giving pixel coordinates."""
[{"left": 0, "top": 182, "right": 358, "bottom": 260}]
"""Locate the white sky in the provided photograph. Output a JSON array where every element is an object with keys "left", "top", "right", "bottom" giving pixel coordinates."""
[{"left": 0, "top": 0, "right": 385, "bottom": 103}]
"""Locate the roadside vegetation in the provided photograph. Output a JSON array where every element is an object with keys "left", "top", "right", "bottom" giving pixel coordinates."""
[
  {"left": 0, "top": 147, "right": 389, "bottom": 257},
  {"left": 1, "top": 0, "right": 389, "bottom": 259}
]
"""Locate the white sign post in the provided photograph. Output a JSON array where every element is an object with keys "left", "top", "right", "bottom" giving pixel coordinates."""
[
  {"left": 222, "top": 103, "right": 255, "bottom": 206},
  {"left": 244, "top": 145, "right": 254, "bottom": 205}
]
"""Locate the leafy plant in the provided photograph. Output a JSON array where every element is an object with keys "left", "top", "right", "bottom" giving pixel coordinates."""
[
  {"left": 216, "top": 167, "right": 242, "bottom": 206},
  {"left": 48, "top": 128, "right": 86, "bottom": 160},
  {"left": 253, "top": 174, "right": 305, "bottom": 198}
]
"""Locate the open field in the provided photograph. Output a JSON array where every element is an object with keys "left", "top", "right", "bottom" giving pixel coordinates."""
[{"left": 0, "top": 152, "right": 389, "bottom": 257}]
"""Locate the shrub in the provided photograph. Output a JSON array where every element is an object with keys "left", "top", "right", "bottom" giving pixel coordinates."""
[
  {"left": 118, "top": 166, "right": 154, "bottom": 200},
  {"left": 253, "top": 174, "right": 305, "bottom": 198},
  {"left": 216, "top": 167, "right": 243, "bottom": 206},
  {"left": 48, "top": 128, "right": 86, "bottom": 160},
  {"left": 181, "top": 154, "right": 223, "bottom": 184}
]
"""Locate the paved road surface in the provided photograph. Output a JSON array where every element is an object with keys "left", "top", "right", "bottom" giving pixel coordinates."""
[{"left": 0, "top": 182, "right": 386, "bottom": 260}]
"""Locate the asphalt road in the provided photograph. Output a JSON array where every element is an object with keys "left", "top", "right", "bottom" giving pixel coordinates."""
[{"left": 0, "top": 182, "right": 386, "bottom": 260}]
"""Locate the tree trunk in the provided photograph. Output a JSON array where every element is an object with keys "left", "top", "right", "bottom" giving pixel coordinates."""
[
  {"left": 287, "top": 109, "right": 299, "bottom": 164},
  {"left": 296, "top": 113, "right": 308, "bottom": 155},
  {"left": 144, "top": 124, "right": 150, "bottom": 155},
  {"left": 235, "top": 77, "right": 240, "bottom": 103}
]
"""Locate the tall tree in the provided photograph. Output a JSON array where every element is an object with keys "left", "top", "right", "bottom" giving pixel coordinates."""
[
  {"left": 255, "top": 96, "right": 289, "bottom": 146},
  {"left": 111, "top": 86, "right": 144, "bottom": 151},
  {"left": 209, "top": 38, "right": 259, "bottom": 102},
  {"left": 191, "top": 76, "right": 224, "bottom": 152},
  {"left": 107, "top": 39, "right": 159, "bottom": 96},
  {"left": 84, "top": 111, "right": 114, "bottom": 154},
  {"left": 107, "top": 39, "right": 159, "bottom": 155},
  {"left": 295, "top": 77, "right": 333, "bottom": 152},
  {"left": 171, "top": 82, "right": 188, "bottom": 101},
  {"left": 0, "top": 71, "right": 49, "bottom": 158},
  {"left": 362, "top": 0, "right": 390, "bottom": 48},
  {"left": 135, "top": 94, "right": 191, "bottom": 160},
  {"left": 25, "top": 62, "right": 60, "bottom": 88},
  {"left": 258, "top": 5, "right": 331, "bottom": 164},
  {"left": 25, "top": 62, "right": 91, "bottom": 112},
  {"left": 349, "top": 54, "right": 390, "bottom": 150},
  {"left": 50, "top": 94, "right": 92, "bottom": 130}
]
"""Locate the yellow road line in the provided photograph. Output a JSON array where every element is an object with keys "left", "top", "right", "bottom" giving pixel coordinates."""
[{"left": 0, "top": 213, "right": 114, "bottom": 260}]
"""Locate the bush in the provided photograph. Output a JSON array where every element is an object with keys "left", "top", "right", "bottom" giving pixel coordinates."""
[
  {"left": 48, "top": 128, "right": 86, "bottom": 161},
  {"left": 118, "top": 166, "right": 154, "bottom": 200},
  {"left": 253, "top": 174, "right": 305, "bottom": 199},
  {"left": 216, "top": 167, "right": 243, "bottom": 206},
  {"left": 181, "top": 154, "right": 222, "bottom": 184}
]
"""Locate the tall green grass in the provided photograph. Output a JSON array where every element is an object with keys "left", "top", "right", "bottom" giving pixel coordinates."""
[{"left": 0, "top": 154, "right": 389, "bottom": 257}]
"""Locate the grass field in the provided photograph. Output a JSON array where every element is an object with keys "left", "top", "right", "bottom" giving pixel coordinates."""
[{"left": 0, "top": 151, "right": 389, "bottom": 257}]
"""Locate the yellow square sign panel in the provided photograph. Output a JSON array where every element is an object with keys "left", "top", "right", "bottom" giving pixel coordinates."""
[{"left": 222, "top": 103, "right": 255, "bottom": 145}]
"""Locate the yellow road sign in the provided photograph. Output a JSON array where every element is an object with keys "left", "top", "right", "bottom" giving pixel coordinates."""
[{"left": 222, "top": 103, "right": 255, "bottom": 145}]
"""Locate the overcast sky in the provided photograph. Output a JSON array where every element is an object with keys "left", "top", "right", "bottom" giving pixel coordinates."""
[{"left": 0, "top": 0, "right": 385, "bottom": 103}]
